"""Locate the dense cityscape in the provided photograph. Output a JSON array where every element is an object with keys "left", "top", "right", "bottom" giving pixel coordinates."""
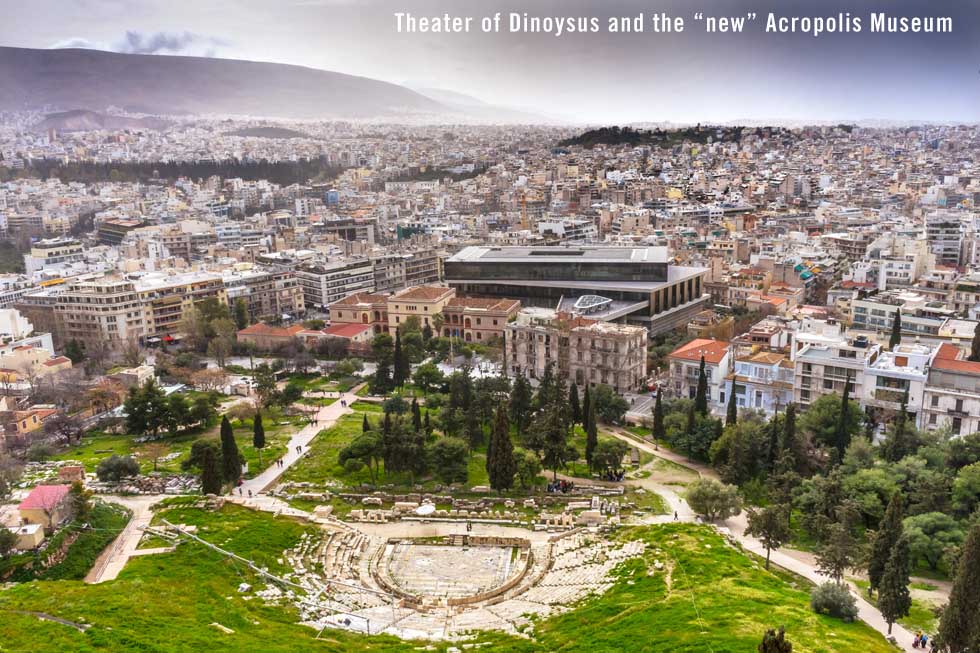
[{"left": 2, "top": 8, "right": 980, "bottom": 653}]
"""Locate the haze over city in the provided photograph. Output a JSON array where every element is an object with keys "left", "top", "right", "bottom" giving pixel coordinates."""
[{"left": 1, "top": 0, "right": 979, "bottom": 122}]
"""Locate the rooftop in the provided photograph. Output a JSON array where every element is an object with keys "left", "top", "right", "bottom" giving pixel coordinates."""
[
  {"left": 449, "top": 245, "right": 669, "bottom": 264},
  {"left": 669, "top": 338, "right": 730, "bottom": 365},
  {"left": 18, "top": 484, "right": 70, "bottom": 512}
]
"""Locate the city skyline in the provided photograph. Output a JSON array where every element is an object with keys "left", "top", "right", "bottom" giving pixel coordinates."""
[{"left": 0, "top": 0, "right": 978, "bottom": 123}]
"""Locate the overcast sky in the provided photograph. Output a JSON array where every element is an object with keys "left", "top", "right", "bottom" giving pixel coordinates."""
[{"left": 1, "top": 0, "right": 979, "bottom": 123}]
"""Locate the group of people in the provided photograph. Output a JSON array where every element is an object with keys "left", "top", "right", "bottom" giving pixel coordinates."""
[
  {"left": 547, "top": 479, "right": 575, "bottom": 494},
  {"left": 602, "top": 470, "right": 626, "bottom": 482},
  {"left": 913, "top": 632, "right": 932, "bottom": 649}
]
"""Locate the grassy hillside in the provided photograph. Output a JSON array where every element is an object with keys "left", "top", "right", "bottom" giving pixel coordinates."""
[{"left": 0, "top": 505, "right": 897, "bottom": 653}]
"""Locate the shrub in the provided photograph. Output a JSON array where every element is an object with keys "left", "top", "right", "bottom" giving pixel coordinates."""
[
  {"left": 686, "top": 478, "right": 741, "bottom": 521},
  {"left": 27, "top": 443, "right": 54, "bottom": 462},
  {"left": 96, "top": 455, "right": 140, "bottom": 482},
  {"left": 810, "top": 582, "right": 859, "bottom": 622}
]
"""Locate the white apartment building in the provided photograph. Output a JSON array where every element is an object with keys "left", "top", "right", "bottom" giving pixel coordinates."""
[
  {"left": 922, "top": 343, "right": 980, "bottom": 437},
  {"left": 861, "top": 343, "right": 935, "bottom": 430},
  {"left": 791, "top": 319, "right": 879, "bottom": 407}
]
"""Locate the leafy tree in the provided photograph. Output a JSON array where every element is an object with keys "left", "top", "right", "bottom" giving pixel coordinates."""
[
  {"left": 877, "top": 535, "right": 911, "bottom": 635},
  {"left": 711, "top": 414, "right": 770, "bottom": 485},
  {"left": 96, "top": 455, "right": 140, "bottom": 482},
  {"left": 795, "top": 471, "right": 846, "bottom": 543},
  {"left": 427, "top": 437, "right": 469, "bottom": 484},
  {"left": 190, "top": 394, "right": 217, "bottom": 428},
  {"left": 888, "top": 308, "right": 902, "bottom": 350},
  {"left": 569, "top": 383, "right": 582, "bottom": 425},
  {"left": 726, "top": 385, "right": 738, "bottom": 426},
  {"left": 219, "top": 416, "right": 240, "bottom": 483},
  {"left": 487, "top": 405, "right": 517, "bottom": 492},
  {"left": 694, "top": 355, "right": 709, "bottom": 415},
  {"left": 758, "top": 625, "right": 792, "bottom": 653},
  {"left": 234, "top": 297, "right": 249, "bottom": 330},
  {"left": 903, "top": 512, "right": 966, "bottom": 571},
  {"left": 947, "top": 432, "right": 980, "bottom": 470},
  {"left": 685, "top": 478, "right": 741, "bottom": 521},
  {"left": 124, "top": 378, "right": 170, "bottom": 439},
  {"left": 798, "top": 393, "right": 862, "bottom": 458},
  {"left": 593, "top": 384, "right": 629, "bottom": 424},
  {"left": 592, "top": 439, "right": 629, "bottom": 477},
  {"left": 0, "top": 527, "right": 16, "bottom": 558},
  {"left": 936, "top": 523, "right": 980, "bottom": 652},
  {"left": 64, "top": 339, "right": 86, "bottom": 364},
  {"left": 200, "top": 445, "right": 223, "bottom": 495},
  {"left": 515, "top": 448, "right": 542, "bottom": 489},
  {"left": 383, "top": 394, "right": 409, "bottom": 415},
  {"left": 253, "top": 412, "right": 266, "bottom": 466},
  {"left": 652, "top": 388, "right": 665, "bottom": 450},
  {"left": 815, "top": 519, "right": 857, "bottom": 584},
  {"left": 746, "top": 504, "right": 792, "bottom": 569},
  {"left": 338, "top": 432, "right": 383, "bottom": 483},
  {"left": 953, "top": 462, "right": 980, "bottom": 517},
  {"left": 412, "top": 362, "right": 444, "bottom": 395},
  {"left": 253, "top": 363, "right": 278, "bottom": 406},
  {"left": 509, "top": 373, "right": 533, "bottom": 435},
  {"left": 868, "top": 493, "right": 904, "bottom": 596}
]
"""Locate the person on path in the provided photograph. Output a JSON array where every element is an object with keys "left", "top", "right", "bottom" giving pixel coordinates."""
[
  {"left": 247, "top": 490, "right": 252, "bottom": 498},
  {"left": 674, "top": 510, "right": 678, "bottom": 521}
]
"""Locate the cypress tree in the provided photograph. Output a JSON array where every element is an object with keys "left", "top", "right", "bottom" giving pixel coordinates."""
[
  {"left": 487, "top": 404, "right": 517, "bottom": 492},
  {"left": 569, "top": 384, "right": 582, "bottom": 425},
  {"left": 362, "top": 414, "right": 371, "bottom": 433},
  {"left": 685, "top": 402, "right": 697, "bottom": 459},
  {"left": 694, "top": 354, "right": 709, "bottom": 415},
  {"left": 970, "top": 322, "right": 980, "bottom": 362},
  {"left": 877, "top": 536, "right": 911, "bottom": 635},
  {"left": 868, "top": 493, "right": 904, "bottom": 596},
  {"left": 888, "top": 309, "right": 902, "bottom": 350},
  {"left": 423, "top": 410, "right": 432, "bottom": 436},
  {"left": 652, "top": 387, "right": 665, "bottom": 451},
  {"left": 585, "top": 391, "right": 598, "bottom": 471},
  {"left": 937, "top": 523, "right": 980, "bottom": 652},
  {"left": 219, "top": 415, "right": 240, "bottom": 483},
  {"left": 881, "top": 391, "right": 915, "bottom": 463},
  {"left": 411, "top": 397, "right": 422, "bottom": 433},
  {"left": 201, "top": 445, "right": 222, "bottom": 495},
  {"left": 726, "top": 384, "right": 738, "bottom": 426},
  {"left": 252, "top": 411, "right": 265, "bottom": 466},
  {"left": 833, "top": 376, "right": 853, "bottom": 462},
  {"left": 393, "top": 328, "right": 409, "bottom": 387},
  {"left": 509, "top": 373, "right": 533, "bottom": 435}
]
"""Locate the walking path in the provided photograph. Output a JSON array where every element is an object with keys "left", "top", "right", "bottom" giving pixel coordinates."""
[
  {"left": 85, "top": 495, "right": 158, "bottom": 584},
  {"left": 603, "top": 425, "right": 919, "bottom": 652},
  {"left": 235, "top": 385, "right": 364, "bottom": 496}
]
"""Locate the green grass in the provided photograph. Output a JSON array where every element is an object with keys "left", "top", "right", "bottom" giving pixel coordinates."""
[
  {"left": 282, "top": 414, "right": 373, "bottom": 487},
  {"left": 0, "top": 508, "right": 900, "bottom": 652},
  {"left": 53, "top": 407, "right": 305, "bottom": 479},
  {"left": 850, "top": 578, "right": 939, "bottom": 635}
]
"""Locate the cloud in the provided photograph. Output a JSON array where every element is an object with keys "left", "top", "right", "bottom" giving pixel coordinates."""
[{"left": 49, "top": 30, "right": 229, "bottom": 57}]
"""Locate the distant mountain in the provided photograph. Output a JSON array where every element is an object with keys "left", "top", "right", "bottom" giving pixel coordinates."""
[
  {"left": 33, "top": 109, "right": 170, "bottom": 132},
  {"left": 0, "top": 46, "right": 445, "bottom": 120},
  {"left": 223, "top": 126, "right": 312, "bottom": 139},
  {"left": 408, "top": 85, "right": 554, "bottom": 124}
]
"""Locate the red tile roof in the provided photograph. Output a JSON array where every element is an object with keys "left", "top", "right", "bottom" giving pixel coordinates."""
[
  {"left": 237, "top": 323, "right": 304, "bottom": 338},
  {"left": 323, "top": 323, "right": 373, "bottom": 338},
  {"left": 445, "top": 297, "right": 520, "bottom": 312},
  {"left": 329, "top": 292, "right": 387, "bottom": 307},
  {"left": 392, "top": 286, "right": 454, "bottom": 301},
  {"left": 668, "top": 338, "right": 730, "bottom": 365},
  {"left": 932, "top": 343, "right": 980, "bottom": 374},
  {"left": 18, "top": 484, "right": 70, "bottom": 511}
]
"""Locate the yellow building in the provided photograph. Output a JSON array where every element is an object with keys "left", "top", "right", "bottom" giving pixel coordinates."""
[{"left": 386, "top": 286, "right": 455, "bottom": 330}]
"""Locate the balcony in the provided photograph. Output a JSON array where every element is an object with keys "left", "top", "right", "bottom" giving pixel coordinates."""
[{"left": 872, "top": 387, "right": 906, "bottom": 406}]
